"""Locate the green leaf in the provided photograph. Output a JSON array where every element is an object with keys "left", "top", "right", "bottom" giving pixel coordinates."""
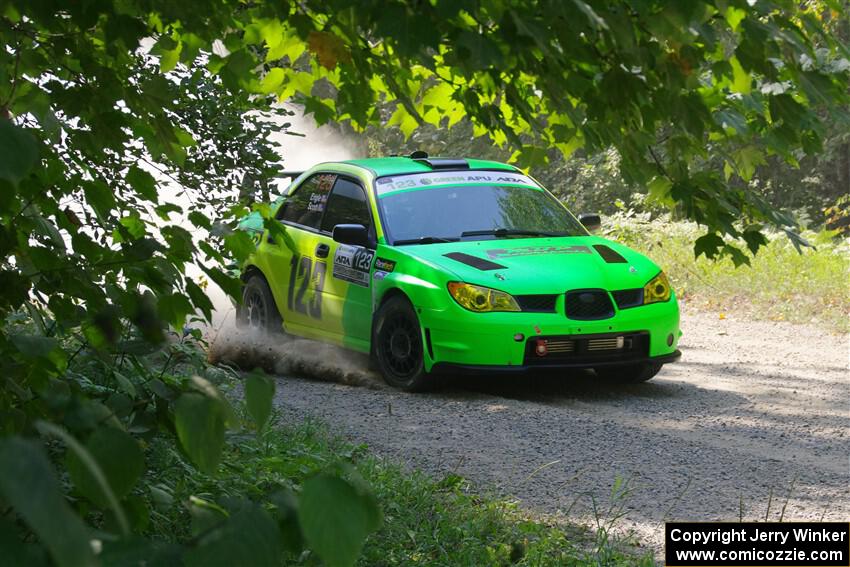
[
  {"left": 157, "top": 292, "right": 194, "bottom": 329},
  {"left": 298, "top": 474, "right": 382, "bottom": 567},
  {"left": 724, "top": 7, "right": 746, "bottom": 32},
  {"left": 572, "top": 0, "right": 608, "bottom": 30},
  {"left": 723, "top": 244, "right": 751, "bottom": 267},
  {"left": 0, "top": 119, "right": 38, "bottom": 185},
  {"left": 100, "top": 538, "right": 182, "bottom": 567},
  {"left": 0, "top": 517, "right": 49, "bottom": 567},
  {"left": 66, "top": 427, "right": 144, "bottom": 509},
  {"left": 175, "top": 392, "right": 226, "bottom": 474},
  {"left": 510, "top": 145, "right": 549, "bottom": 169},
  {"left": 269, "top": 489, "right": 303, "bottom": 554},
  {"left": 10, "top": 334, "right": 59, "bottom": 358},
  {"left": 729, "top": 56, "right": 751, "bottom": 94},
  {"left": 245, "top": 372, "right": 274, "bottom": 432},
  {"left": 732, "top": 145, "right": 765, "bottom": 181},
  {"left": 693, "top": 232, "right": 724, "bottom": 259},
  {"left": 646, "top": 176, "right": 673, "bottom": 205},
  {"left": 260, "top": 68, "right": 286, "bottom": 94},
  {"left": 186, "top": 279, "right": 214, "bottom": 322},
  {"left": 224, "top": 231, "right": 257, "bottom": 262},
  {"left": 200, "top": 265, "right": 242, "bottom": 300},
  {"left": 742, "top": 229, "right": 768, "bottom": 255},
  {"left": 185, "top": 501, "right": 282, "bottom": 567},
  {"left": 188, "top": 210, "right": 211, "bottom": 229},
  {"left": 0, "top": 438, "right": 96, "bottom": 567},
  {"left": 84, "top": 180, "right": 117, "bottom": 220},
  {"left": 119, "top": 212, "right": 146, "bottom": 239},
  {"left": 126, "top": 165, "right": 158, "bottom": 201}
]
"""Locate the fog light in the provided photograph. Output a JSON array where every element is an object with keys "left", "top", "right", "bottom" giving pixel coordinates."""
[
  {"left": 513, "top": 333, "right": 525, "bottom": 342},
  {"left": 535, "top": 339, "right": 548, "bottom": 357},
  {"left": 667, "top": 333, "right": 674, "bottom": 346},
  {"left": 616, "top": 336, "right": 625, "bottom": 349}
]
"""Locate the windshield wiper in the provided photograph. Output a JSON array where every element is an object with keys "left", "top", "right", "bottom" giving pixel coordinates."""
[
  {"left": 393, "top": 236, "right": 460, "bottom": 246},
  {"left": 460, "top": 228, "right": 569, "bottom": 238}
]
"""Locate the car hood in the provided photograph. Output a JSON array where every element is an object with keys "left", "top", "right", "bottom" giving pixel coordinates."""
[{"left": 396, "top": 236, "right": 660, "bottom": 294}]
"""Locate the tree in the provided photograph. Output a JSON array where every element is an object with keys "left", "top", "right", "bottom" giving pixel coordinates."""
[{"left": 0, "top": 0, "right": 848, "bottom": 564}]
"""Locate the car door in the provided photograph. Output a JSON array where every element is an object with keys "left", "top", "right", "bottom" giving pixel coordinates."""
[
  {"left": 264, "top": 172, "right": 336, "bottom": 334},
  {"left": 317, "top": 176, "right": 376, "bottom": 348}
]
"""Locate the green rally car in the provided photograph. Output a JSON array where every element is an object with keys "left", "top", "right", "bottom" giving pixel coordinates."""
[{"left": 236, "top": 155, "right": 681, "bottom": 391}]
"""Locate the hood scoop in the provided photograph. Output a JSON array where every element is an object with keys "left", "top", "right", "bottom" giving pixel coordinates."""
[
  {"left": 443, "top": 252, "right": 507, "bottom": 271},
  {"left": 593, "top": 244, "right": 627, "bottom": 264}
]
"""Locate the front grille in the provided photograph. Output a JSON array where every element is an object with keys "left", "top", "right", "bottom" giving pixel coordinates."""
[
  {"left": 564, "top": 290, "right": 614, "bottom": 320},
  {"left": 543, "top": 337, "right": 575, "bottom": 353},
  {"left": 611, "top": 288, "right": 643, "bottom": 309},
  {"left": 524, "top": 332, "right": 649, "bottom": 365},
  {"left": 516, "top": 294, "right": 559, "bottom": 313},
  {"left": 587, "top": 336, "right": 624, "bottom": 351}
]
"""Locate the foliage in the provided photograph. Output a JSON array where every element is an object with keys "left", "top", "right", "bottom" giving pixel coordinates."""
[
  {"left": 0, "top": 329, "right": 382, "bottom": 566},
  {"left": 150, "top": 416, "right": 653, "bottom": 567},
  {"left": 368, "top": 120, "right": 642, "bottom": 216},
  {"left": 0, "top": 0, "right": 848, "bottom": 565},
  {"left": 368, "top": 113, "right": 850, "bottom": 230},
  {"left": 606, "top": 212, "right": 850, "bottom": 332}
]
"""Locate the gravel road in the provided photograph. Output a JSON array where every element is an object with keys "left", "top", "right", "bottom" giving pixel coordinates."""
[{"left": 256, "top": 309, "right": 849, "bottom": 553}]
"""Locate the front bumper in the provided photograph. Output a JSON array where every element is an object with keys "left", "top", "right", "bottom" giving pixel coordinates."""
[
  {"left": 418, "top": 294, "right": 681, "bottom": 371},
  {"left": 431, "top": 349, "right": 682, "bottom": 374}
]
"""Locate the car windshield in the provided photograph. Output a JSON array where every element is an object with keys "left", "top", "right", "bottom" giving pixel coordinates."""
[{"left": 374, "top": 171, "right": 587, "bottom": 245}]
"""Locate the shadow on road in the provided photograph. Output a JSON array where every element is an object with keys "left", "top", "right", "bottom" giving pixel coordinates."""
[{"left": 435, "top": 364, "right": 706, "bottom": 404}]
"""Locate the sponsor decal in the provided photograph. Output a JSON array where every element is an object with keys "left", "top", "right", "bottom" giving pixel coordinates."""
[
  {"left": 376, "top": 171, "right": 538, "bottom": 196},
  {"left": 332, "top": 245, "right": 374, "bottom": 287},
  {"left": 374, "top": 257, "right": 396, "bottom": 272},
  {"left": 373, "top": 271, "right": 387, "bottom": 280},
  {"left": 486, "top": 245, "right": 592, "bottom": 259},
  {"left": 307, "top": 192, "right": 327, "bottom": 213}
]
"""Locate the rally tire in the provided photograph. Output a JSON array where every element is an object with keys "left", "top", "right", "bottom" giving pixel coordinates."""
[
  {"left": 373, "top": 296, "right": 431, "bottom": 392},
  {"left": 237, "top": 273, "right": 283, "bottom": 333},
  {"left": 594, "top": 362, "right": 662, "bottom": 383}
]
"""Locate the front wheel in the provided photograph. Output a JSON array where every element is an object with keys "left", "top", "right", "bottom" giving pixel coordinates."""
[
  {"left": 594, "top": 362, "right": 662, "bottom": 383},
  {"left": 372, "top": 296, "right": 432, "bottom": 392}
]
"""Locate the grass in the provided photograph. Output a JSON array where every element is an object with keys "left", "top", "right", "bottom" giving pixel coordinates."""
[
  {"left": 606, "top": 213, "right": 850, "bottom": 333},
  {"left": 146, "top": 412, "right": 653, "bottom": 566}
]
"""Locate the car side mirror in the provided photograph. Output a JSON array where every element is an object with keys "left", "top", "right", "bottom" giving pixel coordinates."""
[
  {"left": 578, "top": 213, "right": 601, "bottom": 232},
  {"left": 332, "top": 224, "right": 370, "bottom": 247}
]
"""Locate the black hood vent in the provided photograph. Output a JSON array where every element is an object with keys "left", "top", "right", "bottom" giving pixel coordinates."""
[
  {"left": 443, "top": 252, "right": 506, "bottom": 271},
  {"left": 593, "top": 244, "right": 627, "bottom": 263}
]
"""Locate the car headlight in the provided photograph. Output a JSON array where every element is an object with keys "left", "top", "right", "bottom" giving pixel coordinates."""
[
  {"left": 643, "top": 271, "right": 672, "bottom": 304},
  {"left": 447, "top": 282, "right": 521, "bottom": 312}
]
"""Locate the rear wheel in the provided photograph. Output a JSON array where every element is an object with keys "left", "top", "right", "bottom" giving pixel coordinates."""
[
  {"left": 237, "top": 273, "right": 283, "bottom": 333},
  {"left": 373, "top": 296, "right": 431, "bottom": 391},
  {"left": 594, "top": 362, "right": 662, "bottom": 383}
]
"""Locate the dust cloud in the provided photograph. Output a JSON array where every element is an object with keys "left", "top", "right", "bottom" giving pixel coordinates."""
[
  {"left": 207, "top": 325, "right": 384, "bottom": 388},
  {"left": 202, "top": 106, "right": 380, "bottom": 386}
]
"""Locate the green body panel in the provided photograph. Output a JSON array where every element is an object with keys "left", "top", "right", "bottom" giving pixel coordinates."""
[{"left": 239, "top": 157, "right": 680, "bottom": 370}]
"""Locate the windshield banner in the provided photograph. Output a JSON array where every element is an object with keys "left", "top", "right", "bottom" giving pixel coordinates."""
[{"left": 375, "top": 171, "right": 539, "bottom": 196}]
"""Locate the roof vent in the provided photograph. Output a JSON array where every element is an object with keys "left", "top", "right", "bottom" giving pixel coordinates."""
[{"left": 414, "top": 157, "right": 470, "bottom": 170}]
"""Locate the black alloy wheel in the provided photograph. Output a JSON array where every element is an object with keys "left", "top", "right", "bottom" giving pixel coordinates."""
[{"left": 373, "top": 295, "right": 431, "bottom": 391}]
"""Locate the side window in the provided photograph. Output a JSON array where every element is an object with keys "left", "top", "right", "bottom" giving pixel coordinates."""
[
  {"left": 320, "top": 178, "right": 372, "bottom": 233},
  {"left": 278, "top": 173, "right": 337, "bottom": 229}
]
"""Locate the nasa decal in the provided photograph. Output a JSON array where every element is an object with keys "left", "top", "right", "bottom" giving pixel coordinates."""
[{"left": 332, "top": 245, "right": 374, "bottom": 287}]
